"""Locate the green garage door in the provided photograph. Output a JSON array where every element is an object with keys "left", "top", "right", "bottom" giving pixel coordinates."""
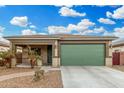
[{"left": 61, "top": 44, "right": 105, "bottom": 66}]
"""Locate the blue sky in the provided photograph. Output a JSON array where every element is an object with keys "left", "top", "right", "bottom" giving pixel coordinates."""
[{"left": 0, "top": 5, "right": 124, "bottom": 37}]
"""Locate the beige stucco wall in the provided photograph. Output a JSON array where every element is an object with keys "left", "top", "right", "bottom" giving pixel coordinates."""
[
  {"left": 105, "top": 41, "right": 112, "bottom": 66},
  {"left": 41, "top": 46, "right": 48, "bottom": 65},
  {"left": 113, "top": 46, "right": 124, "bottom": 52},
  {"left": 52, "top": 40, "right": 60, "bottom": 67},
  {"left": 22, "top": 47, "right": 30, "bottom": 64},
  {"left": 52, "top": 57, "right": 60, "bottom": 67},
  {"left": 105, "top": 57, "right": 112, "bottom": 66}
]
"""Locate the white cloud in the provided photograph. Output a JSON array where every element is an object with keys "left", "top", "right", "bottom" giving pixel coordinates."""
[
  {"left": 103, "top": 31, "right": 114, "bottom": 36},
  {"left": 72, "top": 19, "right": 95, "bottom": 32},
  {"left": 22, "top": 29, "right": 47, "bottom": 35},
  {"left": 103, "top": 27, "right": 124, "bottom": 37},
  {"left": 47, "top": 25, "right": 106, "bottom": 36},
  {"left": 81, "top": 27, "right": 106, "bottom": 35},
  {"left": 67, "top": 24, "right": 77, "bottom": 31},
  {"left": 113, "top": 32, "right": 124, "bottom": 38},
  {"left": 106, "top": 6, "right": 124, "bottom": 19},
  {"left": 103, "top": 27, "right": 124, "bottom": 38},
  {"left": 96, "top": 5, "right": 121, "bottom": 8},
  {"left": 98, "top": 18, "right": 115, "bottom": 24},
  {"left": 77, "top": 19, "right": 95, "bottom": 27},
  {"left": 95, "top": 5, "right": 106, "bottom": 7},
  {"left": 48, "top": 26, "right": 69, "bottom": 34},
  {"left": 114, "top": 27, "right": 124, "bottom": 33},
  {"left": 0, "top": 26, "right": 5, "bottom": 32},
  {"left": 29, "top": 25, "right": 36, "bottom": 29},
  {"left": 22, "top": 29, "right": 36, "bottom": 35},
  {"left": 81, "top": 30, "right": 94, "bottom": 35},
  {"left": 47, "top": 19, "right": 95, "bottom": 34},
  {"left": 93, "top": 27, "right": 106, "bottom": 33},
  {"left": 54, "top": 5, "right": 73, "bottom": 8},
  {"left": 106, "top": 11, "right": 112, "bottom": 18},
  {"left": 59, "top": 7, "right": 86, "bottom": 17},
  {"left": 67, "top": 19, "right": 95, "bottom": 32},
  {"left": 10, "top": 16, "right": 28, "bottom": 27},
  {"left": 113, "top": 27, "right": 124, "bottom": 37}
]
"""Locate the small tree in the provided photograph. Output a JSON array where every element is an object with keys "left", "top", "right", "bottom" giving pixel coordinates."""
[
  {"left": 27, "top": 46, "right": 37, "bottom": 69},
  {"left": 27, "top": 45, "right": 43, "bottom": 68}
]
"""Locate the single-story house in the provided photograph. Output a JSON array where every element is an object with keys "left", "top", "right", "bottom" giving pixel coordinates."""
[{"left": 5, "top": 34, "right": 116, "bottom": 67}]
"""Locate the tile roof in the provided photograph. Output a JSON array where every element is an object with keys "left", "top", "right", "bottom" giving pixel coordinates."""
[{"left": 112, "top": 38, "right": 124, "bottom": 46}]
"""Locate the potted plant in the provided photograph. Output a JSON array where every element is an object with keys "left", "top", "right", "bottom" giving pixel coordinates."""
[{"left": 36, "top": 55, "right": 42, "bottom": 67}]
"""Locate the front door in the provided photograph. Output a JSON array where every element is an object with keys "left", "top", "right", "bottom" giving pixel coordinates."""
[{"left": 47, "top": 45, "right": 52, "bottom": 65}]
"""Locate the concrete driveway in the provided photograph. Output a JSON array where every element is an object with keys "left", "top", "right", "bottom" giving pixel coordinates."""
[{"left": 61, "top": 66, "right": 124, "bottom": 88}]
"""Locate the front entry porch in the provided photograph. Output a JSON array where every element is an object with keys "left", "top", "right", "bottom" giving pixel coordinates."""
[
  {"left": 9, "top": 37, "right": 60, "bottom": 68},
  {"left": 15, "top": 45, "right": 53, "bottom": 67}
]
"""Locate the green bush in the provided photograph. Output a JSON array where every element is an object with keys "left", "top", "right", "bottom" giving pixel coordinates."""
[{"left": 0, "top": 51, "right": 15, "bottom": 67}]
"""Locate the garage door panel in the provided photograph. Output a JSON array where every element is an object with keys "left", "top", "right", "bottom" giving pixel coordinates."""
[{"left": 61, "top": 44, "right": 105, "bottom": 66}]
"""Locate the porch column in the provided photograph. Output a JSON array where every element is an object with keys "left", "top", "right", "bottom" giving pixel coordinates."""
[
  {"left": 10, "top": 42, "right": 16, "bottom": 54},
  {"left": 105, "top": 41, "right": 112, "bottom": 66},
  {"left": 52, "top": 40, "right": 60, "bottom": 67},
  {"left": 10, "top": 42, "right": 17, "bottom": 67}
]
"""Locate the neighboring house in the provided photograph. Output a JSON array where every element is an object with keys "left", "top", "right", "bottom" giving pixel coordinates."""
[
  {"left": 112, "top": 39, "right": 124, "bottom": 52},
  {"left": 0, "top": 41, "right": 10, "bottom": 52},
  {"left": 5, "top": 34, "right": 116, "bottom": 67},
  {"left": 112, "top": 39, "right": 124, "bottom": 65}
]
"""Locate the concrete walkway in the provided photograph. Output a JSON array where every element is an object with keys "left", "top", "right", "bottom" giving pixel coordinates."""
[{"left": 61, "top": 66, "right": 124, "bottom": 88}]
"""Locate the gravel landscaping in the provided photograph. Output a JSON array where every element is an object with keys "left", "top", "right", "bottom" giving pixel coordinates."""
[
  {"left": 110, "top": 65, "right": 124, "bottom": 72},
  {"left": 0, "top": 67, "right": 33, "bottom": 76},
  {"left": 0, "top": 70, "right": 63, "bottom": 88}
]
